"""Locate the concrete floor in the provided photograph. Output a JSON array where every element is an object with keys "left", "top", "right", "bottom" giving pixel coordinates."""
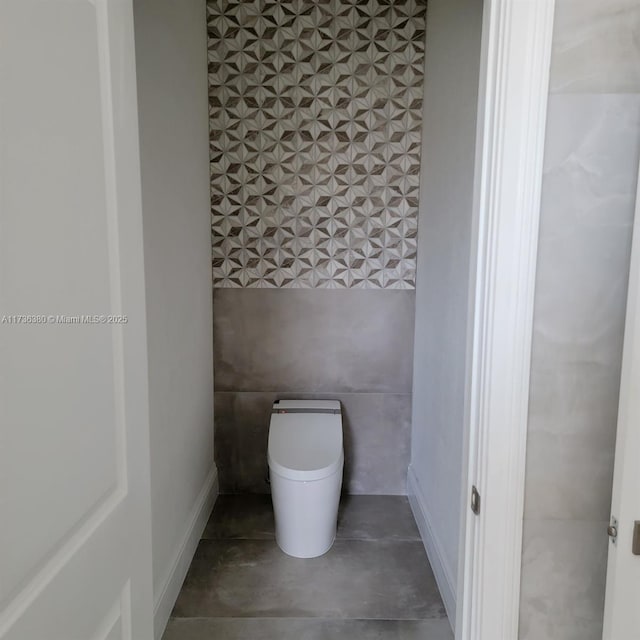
[{"left": 163, "top": 495, "right": 453, "bottom": 639}]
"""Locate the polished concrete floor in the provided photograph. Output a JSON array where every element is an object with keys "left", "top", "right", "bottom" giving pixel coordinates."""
[{"left": 163, "top": 495, "right": 453, "bottom": 639}]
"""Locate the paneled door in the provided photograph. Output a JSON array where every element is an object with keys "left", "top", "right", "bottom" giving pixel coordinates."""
[
  {"left": 602, "top": 160, "right": 640, "bottom": 638},
  {"left": 0, "top": 1, "right": 154, "bottom": 639}
]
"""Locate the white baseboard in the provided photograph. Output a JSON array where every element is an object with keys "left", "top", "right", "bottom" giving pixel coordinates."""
[
  {"left": 153, "top": 465, "right": 219, "bottom": 640},
  {"left": 407, "top": 465, "right": 457, "bottom": 630}
]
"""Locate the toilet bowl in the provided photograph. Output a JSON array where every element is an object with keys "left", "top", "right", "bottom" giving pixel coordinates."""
[{"left": 268, "top": 399, "right": 344, "bottom": 558}]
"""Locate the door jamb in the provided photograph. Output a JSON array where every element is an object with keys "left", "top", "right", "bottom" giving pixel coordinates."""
[
  {"left": 456, "top": 1, "right": 556, "bottom": 638},
  {"left": 601, "top": 150, "right": 640, "bottom": 638}
]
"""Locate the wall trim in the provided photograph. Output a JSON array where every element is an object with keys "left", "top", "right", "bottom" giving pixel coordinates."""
[
  {"left": 153, "top": 465, "right": 218, "bottom": 640},
  {"left": 456, "top": 1, "right": 555, "bottom": 639},
  {"left": 407, "top": 465, "right": 456, "bottom": 629}
]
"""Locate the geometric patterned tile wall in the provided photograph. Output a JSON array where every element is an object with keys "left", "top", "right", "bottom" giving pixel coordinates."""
[{"left": 208, "top": 0, "right": 426, "bottom": 288}]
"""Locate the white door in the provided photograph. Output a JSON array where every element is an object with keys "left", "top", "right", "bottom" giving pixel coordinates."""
[
  {"left": 0, "top": 1, "right": 154, "bottom": 639},
  {"left": 602, "top": 161, "right": 640, "bottom": 639}
]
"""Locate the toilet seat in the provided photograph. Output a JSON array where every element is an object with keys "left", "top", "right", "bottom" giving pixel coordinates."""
[{"left": 268, "top": 401, "right": 343, "bottom": 482}]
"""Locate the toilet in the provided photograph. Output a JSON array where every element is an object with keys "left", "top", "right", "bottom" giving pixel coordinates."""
[{"left": 268, "top": 399, "right": 344, "bottom": 558}]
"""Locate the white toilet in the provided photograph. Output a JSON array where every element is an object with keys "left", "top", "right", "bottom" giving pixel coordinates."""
[{"left": 268, "top": 399, "right": 344, "bottom": 558}]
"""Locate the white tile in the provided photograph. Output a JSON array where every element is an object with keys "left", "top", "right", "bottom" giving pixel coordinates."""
[
  {"left": 519, "top": 519, "right": 608, "bottom": 640},
  {"left": 525, "top": 94, "right": 640, "bottom": 521},
  {"left": 550, "top": 0, "right": 640, "bottom": 93}
]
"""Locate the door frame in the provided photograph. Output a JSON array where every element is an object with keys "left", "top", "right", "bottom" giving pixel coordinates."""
[{"left": 456, "top": 1, "right": 556, "bottom": 639}]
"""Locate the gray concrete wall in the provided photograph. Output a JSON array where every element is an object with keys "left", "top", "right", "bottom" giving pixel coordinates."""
[{"left": 213, "top": 289, "right": 415, "bottom": 494}]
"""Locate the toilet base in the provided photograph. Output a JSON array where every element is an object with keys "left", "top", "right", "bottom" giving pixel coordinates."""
[
  {"left": 270, "top": 466, "right": 342, "bottom": 558},
  {"left": 276, "top": 534, "right": 336, "bottom": 559}
]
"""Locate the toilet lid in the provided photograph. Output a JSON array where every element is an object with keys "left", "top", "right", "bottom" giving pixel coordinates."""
[{"left": 268, "top": 412, "right": 343, "bottom": 482}]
